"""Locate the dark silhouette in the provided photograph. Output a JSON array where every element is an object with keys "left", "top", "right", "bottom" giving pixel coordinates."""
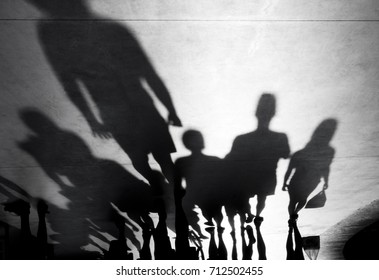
[
  {"left": 286, "top": 218, "right": 304, "bottom": 260},
  {"left": 139, "top": 228, "right": 153, "bottom": 260},
  {"left": 206, "top": 227, "right": 217, "bottom": 260},
  {"left": 153, "top": 211, "right": 176, "bottom": 259},
  {"left": 103, "top": 212, "right": 133, "bottom": 260},
  {"left": 2, "top": 199, "right": 49, "bottom": 259},
  {"left": 36, "top": 199, "right": 50, "bottom": 259},
  {"left": 254, "top": 218, "right": 267, "bottom": 260},
  {"left": 282, "top": 119, "right": 337, "bottom": 217},
  {"left": 151, "top": 171, "right": 176, "bottom": 260},
  {"left": 18, "top": 108, "right": 169, "bottom": 259},
  {"left": 175, "top": 130, "right": 224, "bottom": 238},
  {"left": 343, "top": 220, "right": 379, "bottom": 260},
  {"left": 241, "top": 225, "right": 255, "bottom": 260},
  {"left": 230, "top": 231, "right": 238, "bottom": 260},
  {"left": 217, "top": 228, "right": 228, "bottom": 260},
  {"left": 173, "top": 202, "right": 199, "bottom": 259},
  {"left": 172, "top": 179, "right": 200, "bottom": 259},
  {"left": 3, "top": 200, "right": 34, "bottom": 259},
  {"left": 172, "top": 134, "right": 205, "bottom": 261},
  {"left": 26, "top": 0, "right": 182, "bottom": 189},
  {"left": 0, "top": 221, "right": 10, "bottom": 259},
  {"left": 206, "top": 226, "right": 227, "bottom": 260},
  {"left": 188, "top": 230, "right": 205, "bottom": 260},
  {"left": 0, "top": 176, "right": 52, "bottom": 259},
  {"left": 225, "top": 93, "right": 290, "bottom": 227}
]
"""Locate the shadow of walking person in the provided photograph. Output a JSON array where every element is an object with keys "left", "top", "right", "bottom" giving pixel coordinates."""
[
  {"left": 26, "top": 0, "right": 182, "bottom": 188},
  {"left": 286, "top": 218, "right": 304, "bottom": 260},
  {"left": 282, "top": 119, "right": 338, "bottom": 218},
  {"left": 175, "top": 130, "right": 224, "bottom": 239},
  {"left": 225, "top": 93, "right": 290, "bottom": 228},
  {"left": 18, "top": 108, "right": 161, "bottom": 259}
]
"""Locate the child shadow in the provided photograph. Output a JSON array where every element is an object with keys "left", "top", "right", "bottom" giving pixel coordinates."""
[{"left": 174, "top": 130, "right": 224, "bottom": 238}]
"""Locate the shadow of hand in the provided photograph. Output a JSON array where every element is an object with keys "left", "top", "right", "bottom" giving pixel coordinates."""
[
  {"left": 168, "top": 112, "right": 182, "bottom": 127},
  {"left": 91, "top": 122, "right": 112, "bottom": 139}
]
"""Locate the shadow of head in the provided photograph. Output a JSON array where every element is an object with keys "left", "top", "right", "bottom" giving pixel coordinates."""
[
  {"left": 182, "top": 130, "right": 205, "bottom": 153},
  {"left": 19, "top": 108, "right": 58, "bottom": 135},
  {"left": 310, "top": 119, "right": 338, "bottom": 146},
  {"left": 255, "top": 93, "right": 276, "bottom": 127}
]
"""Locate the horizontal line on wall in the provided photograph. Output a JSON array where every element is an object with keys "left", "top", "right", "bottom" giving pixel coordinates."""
[{"left": 0, "top": 18, "right": 379, "bottom": 23}]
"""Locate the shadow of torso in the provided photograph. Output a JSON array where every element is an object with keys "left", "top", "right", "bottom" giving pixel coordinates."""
[{"left": 38, "top": 19, "right": 174, "bottom": 152}]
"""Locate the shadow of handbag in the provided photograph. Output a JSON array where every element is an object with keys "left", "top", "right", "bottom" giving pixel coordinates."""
[{"left": 305, "top": 190, "right": 327, "bottom": 208}]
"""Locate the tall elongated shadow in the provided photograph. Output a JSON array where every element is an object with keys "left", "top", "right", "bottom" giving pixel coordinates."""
[
  {"left": 224, "top": 93, "right": 290, "bottom": 230},
  {"left": 26, "top": 0, "right": 182, "bottom": 189}
]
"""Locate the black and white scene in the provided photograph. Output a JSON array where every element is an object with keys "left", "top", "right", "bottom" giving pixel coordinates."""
[{"left": 0, "top": 0, "right": 378, "bottom": 260}]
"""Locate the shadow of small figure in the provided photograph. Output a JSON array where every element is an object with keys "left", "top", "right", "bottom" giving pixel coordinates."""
[
  {"left": 3, "top": 199, "right": 50, "bottom": 260},
  {"left": 26, "top": 0, "right": 181, "bottom": 189},
  {"left": 175, "top": 130, "right": 224, "bottom": 239},
  {"left": 224, "top": 93, "right": 290, "bottom": 229},
  {"left": 286, "top": 218, "right": 304, "bottom": 260},
  {"left": 282, "top": 119, "right": 338, "bottom": 217}
]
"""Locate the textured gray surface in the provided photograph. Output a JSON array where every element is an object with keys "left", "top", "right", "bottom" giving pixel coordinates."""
[{"left": 0, "top": 0, "right": 378, "bottom": 259}]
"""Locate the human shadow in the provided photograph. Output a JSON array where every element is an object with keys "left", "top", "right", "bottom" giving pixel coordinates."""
[
  {"left": 173, "top": 193, "right": 200, "bottom": 260},
  {"left": 224, "top": 93, "right": 290, "bottom": 229},
  {"left": 0, "top": 176, "right": 51, "bottom": 259},
  {"left": 282, "top": 119, "right": 337, "bottom": 218},
  {"left": 101, "top": 212, "right": 132, "bottom": 260},
  {"left": 286, "top": 218, "right": 304, "bottom": 260},
  {"left": 254, "top": 218, "right": 267, "bottom": 260},
  {"left": 241, "top": 220, "right": 268, "bottom": 260},
  {"left": 26, "top": 0, "right": 182, "bottom": 188},
  {"left": 174, "top": 130, "right": 224, "bottom": 239},
  {"left": 229, "top": 221, "right": 266, "bottom": 260},
  {"left": 150, "top": 171, "right": 176, "bottom": 260},
  {"left": 3, "top": 199, "right": 50, "bottom": 260},
  {"left": 18, "top": 108, "right": 167, "bottom": 259},
  {"left": 206, "top": 226, "right": 227, "bottom": 260},
  {"left": 241, "top": 225, "right": 255, "bottom": 260}
]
